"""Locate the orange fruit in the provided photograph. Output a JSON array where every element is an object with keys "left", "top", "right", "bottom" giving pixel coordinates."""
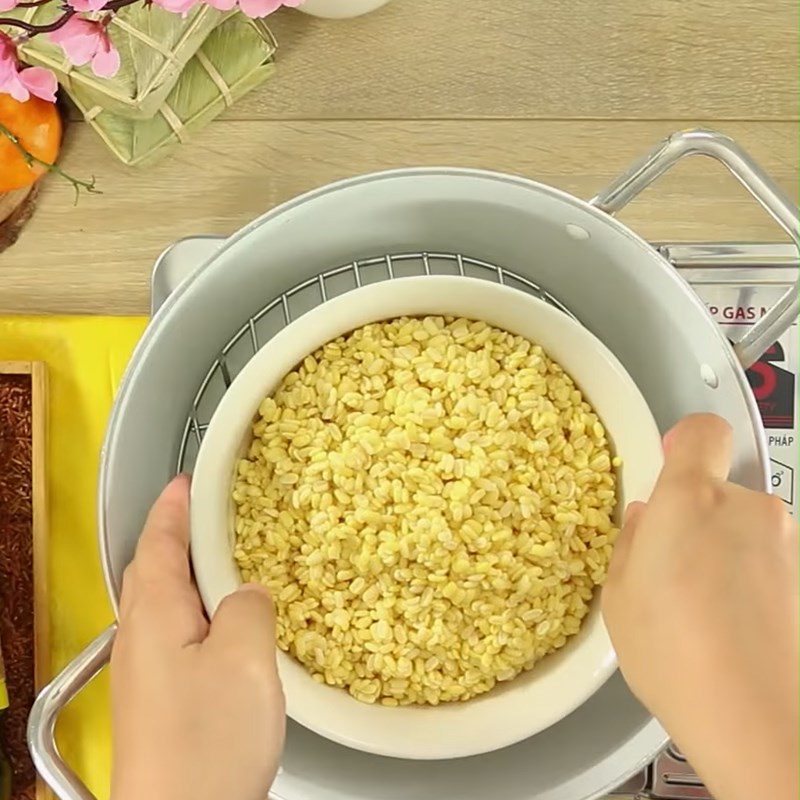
[{"left": 0, "top": 93, "right": 63, "bottom": 193}]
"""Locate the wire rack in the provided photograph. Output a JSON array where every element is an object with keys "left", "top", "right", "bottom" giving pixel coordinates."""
[{"left": 176, "top": 251, "right": 576, "bottom": 473}]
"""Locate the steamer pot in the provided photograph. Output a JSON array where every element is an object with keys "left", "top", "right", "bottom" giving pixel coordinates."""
[{"left": 29, "top": 130, "right": 798, "bottom": 800}]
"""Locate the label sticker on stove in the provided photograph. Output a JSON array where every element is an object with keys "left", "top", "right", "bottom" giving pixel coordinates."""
[
  {"left": 691, "top": 282, "right": 798, "bottom": 517},
  {"left": 746, "top": 341, "right": 795, "bottom": 429},
  {"left": 770, "top": 458, "right": 795, "bottom": 505}
]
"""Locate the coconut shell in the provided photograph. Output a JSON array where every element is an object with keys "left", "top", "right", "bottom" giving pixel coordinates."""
[{"left": 0, "top": 185, "right": 38, "bottom": 254}]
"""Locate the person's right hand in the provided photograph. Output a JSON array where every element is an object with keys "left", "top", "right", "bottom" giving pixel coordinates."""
[{"left": 602, "top": 414, "right": 799, "bottom": 800}]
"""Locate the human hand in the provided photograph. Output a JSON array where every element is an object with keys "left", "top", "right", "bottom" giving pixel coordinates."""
[
  {"left": 110, "top": 475, "right": 285, "bottom": 800},
  {"left": 602, "top": 414, "right": 799, "bottom": 800}
]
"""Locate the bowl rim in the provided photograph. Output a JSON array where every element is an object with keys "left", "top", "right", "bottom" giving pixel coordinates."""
[{"left": 190, "top": 274, "right": 663, "bottom": 760}]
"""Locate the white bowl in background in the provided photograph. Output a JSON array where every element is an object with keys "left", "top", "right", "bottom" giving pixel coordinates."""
[
  {"left": 190, "top": 275, "right": 662, "bottom": 760},
  {"left": 297, "top": 0, "right": 392, "bottom": 19}
]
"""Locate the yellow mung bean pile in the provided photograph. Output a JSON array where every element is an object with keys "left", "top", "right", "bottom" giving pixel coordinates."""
[{"left": 233, "top": 315, "right": 619, "bottom": 706}]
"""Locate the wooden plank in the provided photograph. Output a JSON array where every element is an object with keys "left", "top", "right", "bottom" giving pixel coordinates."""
[
  {"left": 0, "top": 364, "right": 33, "bottom": 375},
  {"left": 0, "top": 119, "right": 796, "bottom": 315},
  {"left": 29, "top": 363, "right": 48, "bottom": 702},
  {"left": 219, "top": 0, "right": 799, "bottom": 121},
  {"left": 30, "top": 362, "right": 49, "bottom": 800}
]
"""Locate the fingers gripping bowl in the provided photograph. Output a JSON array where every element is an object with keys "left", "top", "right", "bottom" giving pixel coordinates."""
[{"left": 190, "top": 275, "right": 662, "bottom": 760}]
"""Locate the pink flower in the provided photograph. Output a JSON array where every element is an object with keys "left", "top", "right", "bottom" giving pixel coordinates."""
[
  {"left": 0, "top": 0, "right": 19, "bottom": 13},
  {"left": 201, "top": 0, "right": 236, "bottom": 10},
  {"left": 152, "top": 0, "right": 199, "bottom": 15},
  {"left": 66, "top": 0, "right": 110, "bottom": 12},
  {"left": 232, "top": 0, "right": 302, "bottom": 19},
  {"left": 49, "top": 15, "right": 120, "bottom": 78},
  {"left": 0, "top": 33, "right": 58, "bottom": 102}
]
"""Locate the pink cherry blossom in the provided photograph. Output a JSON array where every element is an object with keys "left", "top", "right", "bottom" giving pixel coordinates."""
[
  {"left": 0, "top": 0, "right": 19, "bottom": 13},
  {"left": 66, "top": 0, "right": 110, "bottom": 12},
  {"left": 0, "top": 33, "right": 58, "bottom": 102},
  {"left": 152, "top": 0, "right": 199, "bottom": 15},
  {"left": 234, "top": 0, "right": 302, "bottom": 19},
  {"left": 49, "top": 15, "right": 120, "bottom": 78}
]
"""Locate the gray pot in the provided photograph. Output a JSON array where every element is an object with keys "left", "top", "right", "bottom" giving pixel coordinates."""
[{"left": 29, "top": 129, "right": 798, "bottom": 800}]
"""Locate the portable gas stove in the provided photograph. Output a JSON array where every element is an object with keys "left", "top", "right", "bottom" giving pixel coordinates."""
[{"left": 149, "top": 235, "right": 797, "bottom": 800}]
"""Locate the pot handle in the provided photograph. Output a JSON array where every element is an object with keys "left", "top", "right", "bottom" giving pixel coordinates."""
[
  {"left": 28, "top": 625, "right": 116, "bottom": 800},
  {"left": 590, "top": 129, "right": 799, "bottom": 369}
]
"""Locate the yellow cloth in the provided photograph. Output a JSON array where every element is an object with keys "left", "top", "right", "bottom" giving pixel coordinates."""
[{"left": 0, "top": 315, "right": 148, "bottom": 800}]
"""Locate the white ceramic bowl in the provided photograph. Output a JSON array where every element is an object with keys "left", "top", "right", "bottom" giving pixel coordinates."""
[
  {"left": 190, "top": 275, "right": 662, "bottom": 760},
  {"left": 297, "top": 0, "right": 392, "bottom": 18}
]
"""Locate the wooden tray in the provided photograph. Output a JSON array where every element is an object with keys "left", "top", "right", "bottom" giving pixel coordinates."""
[{"left": 0, "top": 362, "right": 49, "bottom": 800}]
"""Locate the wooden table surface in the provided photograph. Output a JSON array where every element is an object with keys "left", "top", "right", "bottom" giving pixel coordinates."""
[{"left": 1, "top": 0, "right": 798, "bottom": 315}]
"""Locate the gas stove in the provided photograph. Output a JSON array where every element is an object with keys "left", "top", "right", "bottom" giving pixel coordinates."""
[
  {"left": 671, "top": 244, "right": 797, "bottom": 520},
  {"left": 151, "top": 237, "right": 798, "bottom": 800}
]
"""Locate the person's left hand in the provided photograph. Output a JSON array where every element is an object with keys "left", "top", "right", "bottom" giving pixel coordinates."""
[{"left": 110, "top": 475, "right": 285, "bottom": 800}]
